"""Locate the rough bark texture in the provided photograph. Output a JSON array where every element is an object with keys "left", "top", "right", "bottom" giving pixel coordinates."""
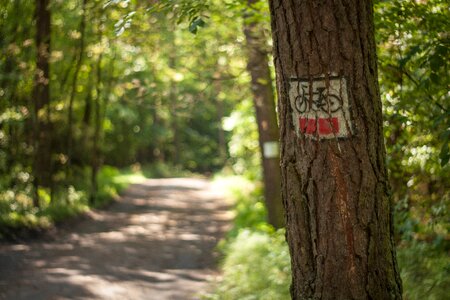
[
  {"left": 32, "top": 0, "right": 51, "bottom": 207},
  {"left": 267, "top": 0, "right": 402, "bottom": 298},
  {"left": 244, "top": 0, "right": 284, "bottom": 228}
]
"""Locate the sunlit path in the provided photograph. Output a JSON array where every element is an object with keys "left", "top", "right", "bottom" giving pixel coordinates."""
[{"left": 0, "top": 178, "right": 232, "bottom": 300}]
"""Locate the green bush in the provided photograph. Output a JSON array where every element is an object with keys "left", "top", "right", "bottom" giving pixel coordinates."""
[
  {"left": 0, "top": 165, "right": 144, "bottom": 239},
  {"left": 213, "top": 175, "right": 268, "bottom": 237},
  {"left": 207, "top": 229, "right": 291, "bottom": 300},
  {"left": 140, "top": 162, "right": 193, "bottom": 179},
  {"left": 223, "top": 99, "right": 261, "bottom": 181},
  {"left": 207, "top": 175, "right": 291, "bottom": 300},
  {"left": 397, "top": 239, "right": 450, "bottom": 300}
]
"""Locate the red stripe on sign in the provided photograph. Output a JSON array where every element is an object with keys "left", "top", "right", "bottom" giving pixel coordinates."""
[
  {"left": 299, "top": 118, "right": 307, "bottom": 132},
  {"left": 299, "top": 118, "right": 317, "bottom": 134},
  {"left": 318, "top": 117, "right": 339, "bottom": 134}
]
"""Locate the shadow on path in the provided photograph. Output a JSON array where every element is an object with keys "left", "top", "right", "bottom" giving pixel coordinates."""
[{"left": 0, "top": 178, "right": 232, "bottom": 300}]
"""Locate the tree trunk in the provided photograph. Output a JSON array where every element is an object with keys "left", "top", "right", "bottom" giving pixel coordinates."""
[
  {"left": 90, "top": 48, "right": 103, "bottom": 204},
  {"left": 212, "top": 70, "right": 227, "bottom": 166},
  {"left": 168, "top": 31, "right": 180, "bottom": 166},
  {"left": 67, "top": 0, "right": 87, "bottom": 171},
  {"left": 267, "top": 0, "right": 402, "bottom": 298},
  {"left": 244, "top": 0, "right": 284, "bottom": 229},
  {"left": 32, "top": 0, "right": 51, "bottom": 207}
]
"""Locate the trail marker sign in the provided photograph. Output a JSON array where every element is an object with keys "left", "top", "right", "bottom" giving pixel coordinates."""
[
  {"left": 289, "top": 75, "right": 352, "bottom": 139},
  {"left": 263, "top": 141, "right": 279, "bottom": 158}
]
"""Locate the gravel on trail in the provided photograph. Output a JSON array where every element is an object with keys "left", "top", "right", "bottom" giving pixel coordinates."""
[{"left": 0, "top": 178, "right": 232, "bottom": 300}]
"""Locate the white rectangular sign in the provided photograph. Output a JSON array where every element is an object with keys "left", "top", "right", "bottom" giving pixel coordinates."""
[
  {"left": 263, "top": 141, "right": 279, "bottom": 158},
  {"left": 289, "top": 75, "right": 352, "bottom": 139}
]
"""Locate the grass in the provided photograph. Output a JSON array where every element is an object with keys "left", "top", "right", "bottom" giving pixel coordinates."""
[
  {"left": 205, "top": 228, "right": 291, "bottom": 300},
  {"left": 203, "top": 174, "right": 291, "bottom": 300},
  {"left": 398, "top": 239, "right": 450, "bottom": 300},
  {"left": 0, "top": 165, "right": 145, "bottom": 240},
  {"left": 140, "top": 162, "right": 194, "bottom": 179},
  {"left": 212, "top": 174, "right": 269, "bottom": 238}
]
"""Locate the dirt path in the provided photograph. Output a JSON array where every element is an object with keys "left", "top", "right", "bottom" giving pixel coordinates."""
[{"left": 0, "top": 178, "right": 232, "bottom": 300}]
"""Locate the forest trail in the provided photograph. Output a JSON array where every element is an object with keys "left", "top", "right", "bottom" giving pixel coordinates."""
[{"left": 0, "top": 178, "right": 232, "bottom": 300}]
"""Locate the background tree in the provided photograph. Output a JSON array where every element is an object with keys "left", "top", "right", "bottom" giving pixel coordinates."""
[
  {"left": 243, "top": 0, "right": 283, "bottom": 228},
  {"left": 32, "top": 0, "right": 52, "bottom": 207},
  {"left": 268, "top": 0, "right": 402, "bottom": 298},
  {"left": 374, "top": 1, "right": 449, "bottom": 297}
]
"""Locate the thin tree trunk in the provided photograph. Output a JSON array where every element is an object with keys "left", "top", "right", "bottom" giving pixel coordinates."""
[
  {"left": 91, "top": 53, "right": 102, "bottom": 204},
  {"left": 67, "top": 0, "right": 87, "bottom": 171},
  {"left": 151, "top": 98, "right": 165, "bottom": 162},
  {"left": 216, "top": 97, "right": 227, "bottom": 164},
  {"left": 268, "top": 0, "right": 402, "bottom": 298},
  {"left": 244, "top": 0, "right": 284, "bottom": 228},
  {"left": 89, "top": 12, "right": 103, "bottom": 204},
  {"left": 91, "top": 38, "right": 117, "bottom": 198},
  {"left": 32, "top": 0, "right": 51, "bottom": 207},
  {"left": 168, "top": 30, "right": 180, "bottom": 165},
  {"left": 212, "top": 71, "right": 227, "bottom": 165}
]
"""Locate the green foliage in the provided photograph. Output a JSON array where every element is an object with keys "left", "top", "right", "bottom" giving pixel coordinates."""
[
  {"left": 376, "top": 0, "right": 449, "bottom": 167},
  {"left": 0, "top": 166, "right": 143, "bottom": 240},
  {"left": 140, "top": 162, "right": 193, "bottom": 179},
  {"left": 38, "top": 200, "right": 89, "bottom": 224},
  {"left": 375, "top": 2, "right": 449, "bottom": 297},
  {"left": 206, "top": 175, "right": 290, "bottom": 300},
  {"left": 223, "top": 99, "right": 261, "bottom": 180},
  {"left": 146, "top": 0, "right": 210, "bottom": 27},
  {"left": 206, "top": 229, "right": 291, "bottom": 300},
  {"left": 188, "top": 17, "right": 206, "bottom": 34},
  {"left": 213, "top": 175, "right": 267, "bottom": 238},
  {"left": 93, "top": 165, "right": 143, "bottom": 206},
  {"left": 397, "top": 240, "right": 450, "bottom": 300},
  {"left": 0, "top": 0, "right": 251, "bottom": 229}
]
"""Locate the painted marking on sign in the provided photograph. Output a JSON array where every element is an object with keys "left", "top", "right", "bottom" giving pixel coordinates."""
[
  {"left": 289, "top": 75, "right": 352, "bottom": 139},
  {"left": 263, "top": 141, "right": 279, "bottom": 158}
]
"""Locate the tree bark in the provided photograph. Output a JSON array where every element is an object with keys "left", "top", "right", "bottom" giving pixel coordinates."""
[
  {"left": 244, "top": 0, "right": 284, "bottom": 229},
  {"left": 67, "top": 0, "right": 87, "bottom": 171},
  {"left": 268, "top": 0, "right": 402, "bottom": 298},
  {"left": 32, "top": 0, "right": 52, "bottom": 207},
  {"left": 90, "top": 47, "right": 103, "bottom": 204}
]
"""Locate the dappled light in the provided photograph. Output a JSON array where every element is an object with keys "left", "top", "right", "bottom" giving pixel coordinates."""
[
  {"left": 1, "top": 179, "right": 232, "bottom": 299},
  {"left": 1, "top": 0, "right": 448, "bottom": 299}
]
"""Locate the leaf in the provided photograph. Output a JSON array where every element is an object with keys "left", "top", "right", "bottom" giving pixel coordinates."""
[
  {"left": 103, "top": 0, "right": 122, "bottom": 9},
  {"left": 429, "top": 54, "right": 444, "bottom": 72},
  {"left": 433, "top": 114, "right": 447, "bottom": 128},
  {"left": 194, "top": 18, "right": 206, "bottom": 28},
  {"left": 188, "top": 22, "right": 198, "bottom": 34},
  {"left": 115, "top": 26, "right": 125, "bottom": 36},
  {"left": 399, "top": 45, "right": 421, "bottom": 68},
  {"left": 188, "top": 17, "right": 206, "bottom": 35},
  {"left": 439, "top": 142, "right": 449, "bottom": 167},
  {"left": 430, "top": 72, "right": 440, "bottom": 84}
]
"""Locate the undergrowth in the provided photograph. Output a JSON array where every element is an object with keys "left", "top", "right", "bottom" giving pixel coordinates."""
[
  {"left": 204, "top": 175, "right": 291, "bottom": 300},
  {"left": 140, "top": 161, "right": 194, "bottom": 179},
  {"left": 206, "top": 174, "right": 449, "bottom": 300},
  {"left": 0, "top": 165, "right": 145, "bottom": 240}
]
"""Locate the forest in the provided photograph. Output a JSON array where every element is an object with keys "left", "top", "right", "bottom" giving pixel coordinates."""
[{"left": 0, "top": 0, "right": 448, "bottom": 299}]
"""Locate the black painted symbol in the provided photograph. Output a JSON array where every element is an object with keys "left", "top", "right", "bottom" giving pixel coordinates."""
[{"left": 294, "top": 85, "right": 343, "bottom": 114}]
